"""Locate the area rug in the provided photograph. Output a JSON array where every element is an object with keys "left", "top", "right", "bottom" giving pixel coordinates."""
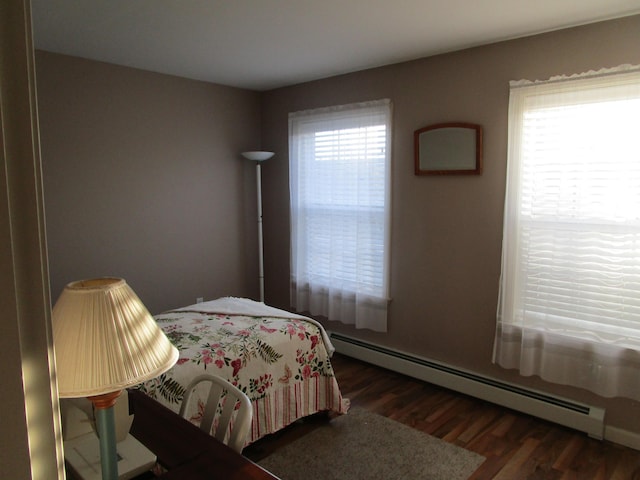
[{"left": 257, "top": 407, "right": 485, "bottom": 480}]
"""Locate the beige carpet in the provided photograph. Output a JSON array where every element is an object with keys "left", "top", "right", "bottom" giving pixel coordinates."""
[{"left": 258, "top": 407, "right": 485, "bottom": 480}]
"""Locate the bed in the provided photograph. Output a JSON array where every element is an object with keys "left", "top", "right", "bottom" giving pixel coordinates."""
[{"left": 137, "top": 297, "right": 349, "bottom": 445}]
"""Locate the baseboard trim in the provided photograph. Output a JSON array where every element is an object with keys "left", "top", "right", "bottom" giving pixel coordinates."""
[{"left": 604, "top": 426, "right": 640, "bottom": 451}]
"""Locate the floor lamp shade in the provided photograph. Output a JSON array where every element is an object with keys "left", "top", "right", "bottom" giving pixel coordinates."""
[
  {"left": 241, "top": 151, "right": 274, "bottom": 162},
  {"left": 52, "top": 277, "right": 179, "bottom": 398}
]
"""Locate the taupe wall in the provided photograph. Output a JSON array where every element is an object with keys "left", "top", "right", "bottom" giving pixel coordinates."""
[
  {"left": 34, "top": 15, "right": 640, "bottom": 437},
  {"left": 36, "top": 51, "right": 263, "bottom": 314},
  {"left": 260, "top": 15, "right": 640, "bottom": 432}
]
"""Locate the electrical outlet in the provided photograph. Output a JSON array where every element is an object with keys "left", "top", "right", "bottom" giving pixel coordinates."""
[{"left": 196, "top": 297, "right": 204, "bottom": 304}]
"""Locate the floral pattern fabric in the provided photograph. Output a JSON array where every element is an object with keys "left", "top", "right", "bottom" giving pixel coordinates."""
[{"left": 138, "top": 298, "right": 349, "bottom": 444}]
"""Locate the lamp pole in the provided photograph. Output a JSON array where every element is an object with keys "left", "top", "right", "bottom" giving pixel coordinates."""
[
  {"left": 90, "top": 391, "right": 122, "bottom": 480},
  {"left": 256, "top": 160, "right": 265, "bottom": 302},
  {"left": 241, "top": 151, "right": 274, "bottom": 303}
]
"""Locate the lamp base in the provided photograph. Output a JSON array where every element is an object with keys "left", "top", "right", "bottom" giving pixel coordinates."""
[{"left": 64, "top": 432, "right": 156, "bottom": 480}]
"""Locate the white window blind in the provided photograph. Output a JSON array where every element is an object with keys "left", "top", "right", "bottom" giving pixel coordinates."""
[
  {"left": 289, "top": 99, "right": 391, "bottom": 332},
  {"left": 494, "top": 65, "right": 640, "bottom": 399}
]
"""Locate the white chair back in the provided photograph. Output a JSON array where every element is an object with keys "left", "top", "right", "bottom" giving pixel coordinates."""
[{"left": 179, "top": 374, "right": 252, "bottom": 453}]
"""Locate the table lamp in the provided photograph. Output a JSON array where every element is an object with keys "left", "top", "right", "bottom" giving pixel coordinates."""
[
  {"left": 241, "top": 150, "right": 274, "bottom": 302},
  {"left": 52, "top": 278, "right": 179, "bottom": 480}
]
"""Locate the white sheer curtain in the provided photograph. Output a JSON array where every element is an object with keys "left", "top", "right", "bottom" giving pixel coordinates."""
[
  {"left": 494, "top": 65, "right": 640, "bottom": 399},
  {"left": 289, "top": 99, "right": 392, "bottom": 332}
]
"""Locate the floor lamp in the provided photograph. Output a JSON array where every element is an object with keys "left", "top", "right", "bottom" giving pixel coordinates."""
[
  {"left": 52, "top": 278, "right": 179, "bottom": 480},
  {"left": 241, "top": 151, "right": 274, "bottom": 303}
]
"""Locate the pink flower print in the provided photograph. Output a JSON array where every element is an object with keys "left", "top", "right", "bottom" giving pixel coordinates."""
[
  {"left": 200, "top": 349, "right": 213, "bottom": 365},
  {"left": 216, "top": 349, "right": 225, "bottom": 357},
  {"left": 238, "top": 329, "right": 251, "bottom": 337},
  {"left": 222, "top": 321, "right": 234, "bottom": 326},
  {"left": 189, "top": 400, "right": 205, "bottom": 423},
  {"left": 286, "top": 325, "right": 297, "bottom": 336},
  {"left": 251, "top": 374, "right": 273, "bottom": 395},
  {"left": 310, "top": 335, "right": 319, "bottom": 350},
  {"left": 177, "top": 358, "right": 189, "bottom": 365},
  {"left": 298, "top": 333, "right": 305, "bottom": 340},
  {"left": 231, "top": 358, "right": 242, "bottom": 377},
  {"left": 215, "top": 359, "right": 224, "bottom": 369},
  {"left": 260, "top": 325, "right": 277, "bottom": 333},
  {"left": 302, "top": 365, "right": 312, "bottom": 379}
]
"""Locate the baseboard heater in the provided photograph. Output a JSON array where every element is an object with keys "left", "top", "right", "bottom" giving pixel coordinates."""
[{"left": 329, "top": 332, "right": 605, "bottom": 440}]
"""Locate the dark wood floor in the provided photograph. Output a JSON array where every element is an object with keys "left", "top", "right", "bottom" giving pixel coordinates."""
[{"left": 244, "top": 353, "right": 640, "bottom": 480}]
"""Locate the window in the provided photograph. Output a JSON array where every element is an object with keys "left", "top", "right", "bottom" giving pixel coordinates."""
[
  {"left": 494, "top": 65, "right": 640, "bottom": 399},
  {"left": 289, "top": 99, "right": 391, "bottom": 332}
]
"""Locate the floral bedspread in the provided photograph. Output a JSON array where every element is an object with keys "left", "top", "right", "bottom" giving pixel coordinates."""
[{"left": 137, "top": 297, "right": 349, "bottom": 444}]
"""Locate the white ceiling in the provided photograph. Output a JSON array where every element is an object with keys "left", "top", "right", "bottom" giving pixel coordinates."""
[{"left": 32, "top": 0, "right": 640, "bottom": 91}]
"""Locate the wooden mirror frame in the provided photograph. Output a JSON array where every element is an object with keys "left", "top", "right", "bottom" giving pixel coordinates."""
[{"left": 414, "top": 122, "right": 483, "bottom": 176}]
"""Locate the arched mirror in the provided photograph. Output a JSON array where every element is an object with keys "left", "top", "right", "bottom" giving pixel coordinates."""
[{"left": 414, "top": 122, "right": 482, "bottom": 175}]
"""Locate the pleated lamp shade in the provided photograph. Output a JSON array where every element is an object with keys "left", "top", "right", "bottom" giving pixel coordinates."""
[{"left": 52, "top": 278, "right": 179, "bottom": 398}]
